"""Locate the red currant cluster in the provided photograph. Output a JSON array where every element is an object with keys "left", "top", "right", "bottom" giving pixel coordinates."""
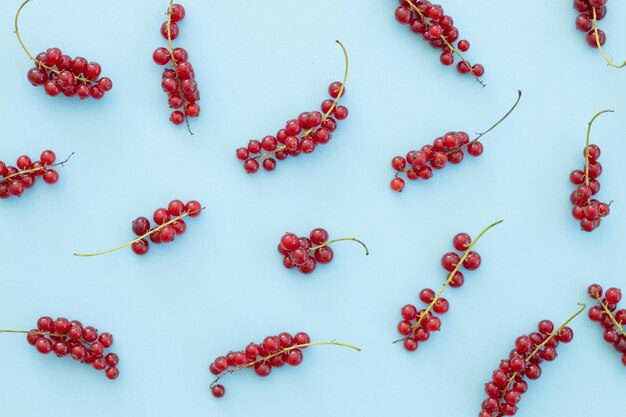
[
  {"left": 390, "top": 91, "right": 522, "bottom": 192},
  {"left": 569, "top": 110, "right": 612, "bottom": 232},
  {"left": 478, "top": 303, "right": 584, "bottom": 417},
  {"left": 573, "top": 0, "right": 607, "bottom": 48},
  {"left": 278, "top": 228, "right": 368, "bottom": 275},
  {"left": 587, "top": 284, "right": 626, "bottom": 367},
  {"left": 130, "top": 200, "right": 203, "bottom": 255},
  {"left": 236, "top": 41, "right": 349, "bottom": 173},
  {"left": 74, "top": 199, "right": 202, "bottom": 257},
  {"left": 209, "top": 331, "right": 312, "bottom": 398},
  {"left": 0, "top": 150, "right": 71, "bottom": 199},
  {"left": 209, "top": 332, "right": 359, "bottom": 398},
  {"left": 394, "top": 0, "right": 484, "bottom": 83},
  {"left": 26, "top": 49, "right": 112, "bottom": 99},
  {"left": 396, "top": 226, "right": 493, "bottom": 352},
  {"left": 18, "top": 316, "right": 119, "bottom": 380},
  {"left": 153, "top": 3, "right": 200, "bottom": 131}
]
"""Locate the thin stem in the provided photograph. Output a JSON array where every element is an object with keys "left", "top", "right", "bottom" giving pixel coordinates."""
[
  {"left": 0, "top": 329, "right": 65, "bottom": 337},
  {"left": 595, "top": 295, "right": 626, "bottom": 337},
  {"left": 500, "top": 302, "right": 587, "bottom": 395},
  {"left": 209, "top": 340, "right": 360, "bottom": 388},
  {"left": 253, "top": 40, "right": 349, "bottom": 162},
  {"left": 166, "top": 0, "right": 193, "bottom": 135},
  {"left": 14, "top": 0, "right": 93, "bottom": 83},
  {"left": 393, "top": 219, "right": 503, "bottom": 344},
  {"left": 405, "top": 0, "right": 485, "bottom": 87},
  {"left": 583, "top": 109, "right": 613, "bottom": 192},
  {"left": 592, "top": 8, "right": 626, "bottom": 69},
  {"left": 445, "top": 90, "right": 522, "bottom": 156},
  {"left": 0, "top": 152, "right": 74, "bottom": 184},
  {"left": 310, "top": 237, "right": 369, "bottom": 256},
  {"left": 73, "top": 207, "right": 204, "bottom": 257}
]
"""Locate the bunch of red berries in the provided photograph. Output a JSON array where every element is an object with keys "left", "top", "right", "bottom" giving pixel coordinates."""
[
  {"left": 397, "top": 231, "right": 483, "bottom": 351},
  {"left": 24, "top": 316, "right": 119, "bottom": 380},
  {"left": 479, "top": 317, "right": 575, "bottom": 417},
  {"left": 153, "top": 3, "right": 200, "bottom": 130},
  {"left": 278, "top": 228, "right": 368, "bottom": 275},
  {"left": 390, "top": 130, "right": 480, "bottom": 191},
  {"left": 0, "top": 150, "right": 66, "bottom": 199},
  {"left": 573, "top": 0, "right": 607, "bottom": 48},
  {"left": 587, "top": 284, "right": 626, "bottom": 367},
  {"left": 209, "top": 331, "right": 312, "bottom": 398},
  {"left": 390, "top": 91, "right": 522, "bottom": 192},
  {"left": 394, "top": 0, "right": 484, "bottom": 82},
  {"left": 27, "top": 48, "right": 112, "bottom": 99},
  {"left": 130, "top": 199, "right": 202, "bottom": 255},
  {"left": 236, "top": 82, "right": 348, "bottom": 173},
  {"left": 569, "top": 110, "right": 612, "bottom": 232}
]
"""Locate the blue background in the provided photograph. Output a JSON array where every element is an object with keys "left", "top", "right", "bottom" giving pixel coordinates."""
[{"left": 0, "top": 0, "right": 624, "bottom": 415}]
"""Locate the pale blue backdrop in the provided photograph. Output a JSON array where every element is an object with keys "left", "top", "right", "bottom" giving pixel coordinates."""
[{"left": 0, "top": 0, "right": 624, "bottom": 416}]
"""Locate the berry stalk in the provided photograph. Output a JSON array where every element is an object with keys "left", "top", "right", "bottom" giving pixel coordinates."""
[
  {"left": 252, "top": 40, "right": 349, "bottom": 162},
  {"left": 591, "top": 7, "right": 626, "bottom": 68},
  {"left": 166, "top": 0, "right": 192, "bottom": 135},
  {"left": 73, "top": 207, "right": 204, "bottom": 257},
  {"left": 394, "top": 219, "right": 502, "bottom": 343},
  {"left": 0, "top": 152, "right": 73, "bottom": 184},
  {"left": 309, "top": 237, "right": 369, "bottom": 255},
  {"left": 210, "top": 340, "right": 360, "bottom": 388},
  {"left": 593, "top": 294, "right": 626, "bottom": 336}
]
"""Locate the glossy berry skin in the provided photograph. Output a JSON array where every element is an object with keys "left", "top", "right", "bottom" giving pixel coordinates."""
[
  {"left": 128, "top": 200, "right": 202, "bottom": 255},
  {"left": 588, "top": 284, "right": 626, "bottom": 367},
  {"left": 1, "top": 150, "right": 64, "bottom": 199}
]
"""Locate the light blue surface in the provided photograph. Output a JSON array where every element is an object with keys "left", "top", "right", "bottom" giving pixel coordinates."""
[{"left": 0, "top": 0, "right": 625, "bottom": 415}]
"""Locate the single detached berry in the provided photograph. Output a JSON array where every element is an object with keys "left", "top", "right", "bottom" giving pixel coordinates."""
[
  {"left": 477, "top": 303, "right": 584, "bottom": 417},
  {"left": 390, "top": 91, "right": 521, "bottom": 192},
  {"left": 278, "top": 228, "right": 368, "bottom": 275},
  {"left": 569, "top": 110, "right": 613, "bottom": 232},
  {"left": 396, "top": 220, "right": 502, "bottom": 351},
  {"left": 236, "top": 41, "right": 349, "bottom": 174},
  {"left": 209, "top": 331, "right": 360, "bottom": 397},
  {"left": 394, "top": 0, "right": 486, "bottom": 84},
  {"left": 0, "top": 151, "right": 73, "bottom": 199},
  {"left": 587, "top": 284, "right": 626, "bottom": 367},
  {"left": 154, "top": 2, "right": 200, "bottom": 133},
  {"left": 16, "top": 1, "right": 112, "bottom": 99},
  {"left": 74, "top": 199, "right": 203, "bottom": 257},
  {"left": 0, "top": 316, "right": 119, "bottom": 380}
]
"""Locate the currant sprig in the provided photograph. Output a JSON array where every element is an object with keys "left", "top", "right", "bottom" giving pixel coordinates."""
[
  {"left": 587, "top": 284, "right": 626, "bottom": 366},
  {"left": 591, "top": 7, "right": 626, "bottom": 69},
  {"left": 394, "top": 219, "right": 502, "bottom": 346},
  {"left": 73, "top": 205, "right": 204, "bottom": 257},
  {"left": 209, "top": 332, "right": 360, "bottom": 398}
]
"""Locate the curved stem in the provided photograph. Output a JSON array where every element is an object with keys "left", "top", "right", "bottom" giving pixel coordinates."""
[
  {"left": 0, "top": 152, "right": 74, "bottom": 184},
  {"left": 592, "top": 8, "right": 626, "bottom": 69},
  {"left": 310, "top": 237, "right": 369, "bottom": 256},
  {"left": 14, "top": 0, "right": 93, "bottom": 83},
  {"left": 583, "top": 109, "right": 613, "bottom": 192},
  {"left": 73, "top": 207, "right": 204, "bottom": 257},
  {"left": 595, "top": 295, "right": 626, "bottom": 337},
  {"left": 253, "top": 40, "right": 349, "bottom": 162},
  {"left": 0, "top": 329, "right": 65, "bottom": 337},
  {"left": 209, "top": 340, "right": 360, "bottom": 388},
  {"left": 500, "top": 302, "right": 587, "bottom": 396},
  {"left": 445, "top": 90, "right": 522, "bottom": 156},
  {"left": 405, "top": 0, "right": 485, "bottom": 86},
  {"left": 166, "top": 0, "right": 193, "bottom": 135},
  {"left": 393, "top": 219, "right": 503, "bottom": 344}
]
